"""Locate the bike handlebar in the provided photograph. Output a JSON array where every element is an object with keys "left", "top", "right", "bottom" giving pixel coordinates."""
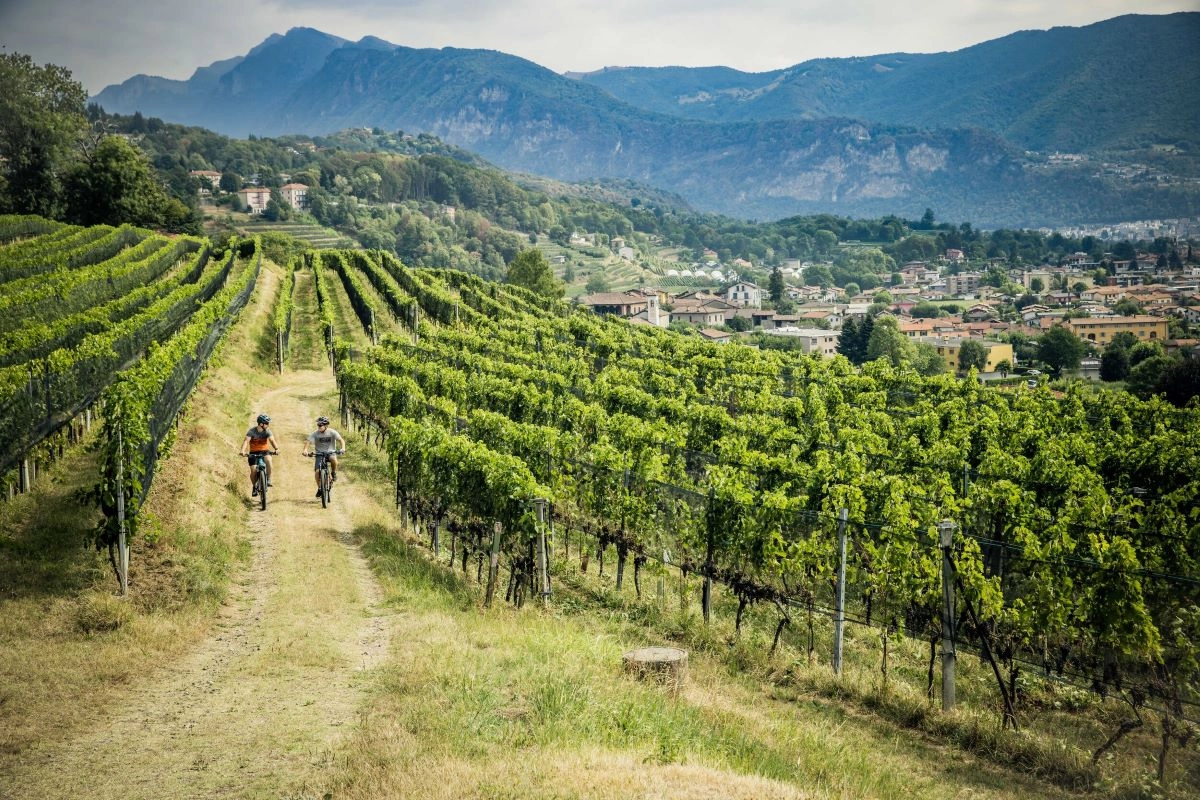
[
  {"left": 303, "top": 450, "right": 345, "bottom": 457},
  {"left": 241, "top": 450, "right": 278, "bottom": 456}
]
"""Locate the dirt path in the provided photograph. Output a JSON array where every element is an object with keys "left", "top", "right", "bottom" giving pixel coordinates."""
[{"left": 1, "top": 370, "right": 393, "bottom": 799}]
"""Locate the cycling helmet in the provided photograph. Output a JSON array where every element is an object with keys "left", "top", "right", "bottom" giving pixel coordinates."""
[
  {"left": 257, "top": 414, "right": 271, "bottom": 425},
  {"left": 316, "top": 416, "right": 330, "bottom": 426}
]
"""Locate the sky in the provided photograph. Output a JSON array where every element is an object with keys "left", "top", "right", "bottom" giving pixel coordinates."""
[{"left": 1, "top": 0, "right": 1196, "bottom": 95}]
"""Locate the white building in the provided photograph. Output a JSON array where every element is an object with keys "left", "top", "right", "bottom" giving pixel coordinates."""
[{"left": 721, "top": 281, "right": 762, "bottom": 309}]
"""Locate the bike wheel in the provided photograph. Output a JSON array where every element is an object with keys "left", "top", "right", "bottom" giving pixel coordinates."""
[{"left": 258, "top": 471, "right": 267, "bottom": 511}]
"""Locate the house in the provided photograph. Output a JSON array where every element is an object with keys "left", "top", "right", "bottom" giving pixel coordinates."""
[
  {"left": 189, "top": 169, "right": 222, "bottom": 189},
  {"left": 962, "top": 304, "right": 998, "bottom": 323},
  {"left": 617, "top": 246, "right": 636, "bottom": 261},
  {"left": 721, "top": 281, "right": 762, "bottom": 309},
  {"left": 761, "top": 327, "right": 841, "bottom": 358},
  {"left": 899, "top": 318, "right": 960, "bottom": 339},
  {"left": 918, "top": 337, "right": 1014, "bottom": 373},
  {"left": 279, "top": 183, "right": 308, "bottom": 211},
  {"left": 578, "top": 292, "right": 648, "bottom": 318},
  {"left": 669, "top": 294, "right": 736, "bottom": 326},
  {"left": 698, "top": 328, "right": 733, "bottom": 344},
  {"left": 1062, "top": 315, "right": 1169, "bottom": 345},
  {"left": 237, "top": 187, "right": 271, "bottom": 215},
  {"left": 1080, "top": 286, "right": 1128, "bottom": 305},
  {"left": 945, "top": 249, "right": 965, "bottom": 263}
]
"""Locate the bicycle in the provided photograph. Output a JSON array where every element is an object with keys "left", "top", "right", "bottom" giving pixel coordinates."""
[
  {"left": 305, "top": 450, "right": 343, "bottom": 508},
  {"left": 248, "top": 450, "right": 278, "bottom": 510}
]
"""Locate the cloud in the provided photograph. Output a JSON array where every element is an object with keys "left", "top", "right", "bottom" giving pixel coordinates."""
[{"left": 1, "top": 0, "right": 1195, "bottom": 94}]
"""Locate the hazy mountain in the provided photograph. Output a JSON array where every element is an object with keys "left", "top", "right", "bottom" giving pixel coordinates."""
[
  {"left": 91, "top": 19, "right": 1200, "bottom": 227},
  {"left": 576, "top": 13, "right": 1200, "bottom": 156}
]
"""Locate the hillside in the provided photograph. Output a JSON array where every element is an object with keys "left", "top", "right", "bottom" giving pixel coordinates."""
[
  {"left": 0, "top": 254, "right": 1086, "bottom": 800},
  {"left": 576, "top": 13, "right": 1200, "bottom": 157},
  {"left": 89, "top": 18, "right": 1200, "bottom": 227}
]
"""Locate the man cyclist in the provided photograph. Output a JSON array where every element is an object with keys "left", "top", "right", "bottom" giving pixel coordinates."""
[
  {"left": 239, "top": 414, "right": 280, "bottom": 496},
  {"left": 302, "top": 416, "right": 346, "bottom": 497}
]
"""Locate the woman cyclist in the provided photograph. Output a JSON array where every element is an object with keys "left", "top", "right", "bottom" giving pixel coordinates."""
[
  {"left": 239, "top": 414, "right": 280, "bottom": 496},
  {"left": 302, "top": 416, "right": 346, "bottom": 497}
]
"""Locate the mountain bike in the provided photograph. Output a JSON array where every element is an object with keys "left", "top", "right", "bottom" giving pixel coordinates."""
[
  {"left": 306, "top": 450, "right": 343, "bottom": 508},
  {"left": 249, "top": 450, "right": 278, "bottom": 510}
]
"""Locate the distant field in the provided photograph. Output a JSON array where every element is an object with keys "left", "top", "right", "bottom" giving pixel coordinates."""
[{"left": 238, "top": 218, "right": 360, "bottom": 250}]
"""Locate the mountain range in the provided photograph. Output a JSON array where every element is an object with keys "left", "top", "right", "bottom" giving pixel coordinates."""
[{"left": 92, "top": 13, "right": 1200, "bottom": 228}]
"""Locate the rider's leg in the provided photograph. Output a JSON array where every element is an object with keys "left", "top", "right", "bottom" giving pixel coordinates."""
[
  {"left": 264, "top": 454, "right": 273, "bottom": 485},
  {"left": 329, "top": 454, "right": 338, "bottom": 480}
]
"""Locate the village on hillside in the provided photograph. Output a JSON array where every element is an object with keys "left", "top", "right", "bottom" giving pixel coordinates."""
[{"left": 572, "top": 239, "right": 1198, "bottom": 378}]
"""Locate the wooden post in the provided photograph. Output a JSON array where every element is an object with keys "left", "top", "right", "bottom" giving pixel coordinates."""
[
  {"left": 939, "top": 520, "right": 958, "bottom": 712},
  {"left": 484, "top": 521, "right": 502, "bottom": 607},
  {"left": 534, "top": 499, "right": 550, "bottom": 602},
  {"left": 277, "top": 331, "right": 285, "bottom": 374},
  {"left": 832, "top": 508, "right": 848, "bottom": 676},
  {"left": 116, "top": 428, "right": 129, "bottom": 596},
  {"left": 19, "top": 458, "right": 30, "bottom": 494}
]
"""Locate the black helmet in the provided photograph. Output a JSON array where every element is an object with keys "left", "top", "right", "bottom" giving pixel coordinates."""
[
  {"left": 316, "top": 416, "right": 330, "bottom": 426},
  {"left": 257, "top": 414, "right": 271, "bottom": 424}
]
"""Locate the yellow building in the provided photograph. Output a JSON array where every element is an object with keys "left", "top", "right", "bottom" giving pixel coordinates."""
[
  {"left": 919, "top": 336, "right": 1014, "bottom": 374},
  {"left": 1062, "top": 315, "right": 1168, "bottom": 344}
]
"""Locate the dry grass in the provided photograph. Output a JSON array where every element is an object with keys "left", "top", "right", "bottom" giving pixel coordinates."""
[{"left": 0, "top": 260, "right": 281, "bottom": 779}]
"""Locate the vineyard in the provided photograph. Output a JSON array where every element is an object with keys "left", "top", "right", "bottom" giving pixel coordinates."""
[
  {"left": 0, "top": 215, "right": 261, "bottom": 589},
  {"left": 2, "top": 221, "right": 1197, "bottom": 794},
  {"left": 307, "top": 247, "right": 1198, "bottom": 786}
]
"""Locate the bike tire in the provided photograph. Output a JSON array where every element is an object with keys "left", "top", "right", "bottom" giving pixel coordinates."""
[
  {"left": 320, "top": 466, "right": 330, "bottom": 508},
  {"left": 258, "top": 471, "right": 267, "bottom": 511}
]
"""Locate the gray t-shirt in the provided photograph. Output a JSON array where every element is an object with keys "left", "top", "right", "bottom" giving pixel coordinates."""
[
  {"left": 307, "top": 428, "right": 343, "bottom": 453},
  {"left": 245, "top": 426, "right": 273, "bottom": 452}
]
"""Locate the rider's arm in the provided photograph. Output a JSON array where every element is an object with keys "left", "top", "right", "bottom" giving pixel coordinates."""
[
  {"left": 336, "top": 432, "right": 347, "bottom": 452},
  {"left": 301, "top": 432, "right": 312, "bottom": 456},
  {"left": 268, "top": 435, "right": 280, "bottom": 452},
  {"left": 239, "top": 434, "right": 251, "bottom": 456}
]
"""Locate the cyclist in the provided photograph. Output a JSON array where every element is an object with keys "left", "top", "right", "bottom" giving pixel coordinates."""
[
  {"left": 239, "top": 414, "right": 280, "bottom": 496},
  {"left": 302, "top": 416, "right": 347, "bottom": 497}
]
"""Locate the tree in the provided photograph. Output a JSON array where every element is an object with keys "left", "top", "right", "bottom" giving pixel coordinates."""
[
  {"left": 726, "top": 315, "right": 752, "bottom": 332},
  {"left": 768, "top": 266, "right": 785, "bottom": 303},
  {"left": 1100, "top": 344, "right": 1131, "bottom": 382},
  {"left": 843, "top": 282, "right": 860, "bottom": 299},
  {"left": 506, "top": 248, "right": 563, "bottom": 299},
  {"left": 910, "top": 301, "right": 941, "bottom": 319},
  {"left": 996, "top": 359, "right": 1012, "bottom": 378},
  {"left": 958, "top": 339, "right": 988, "bottom": 374},
  {"left": 803, "top": 263, "right": 834, "bottom": 288},
  {"left": 0, "top": 53, "right": 88, "bottom": 217},
  {"left": 912, "top": 342, "right": 947, "bottom": 376},
  {"left": 1038, "top": 326, "right": 1087, "bottom": 375},
  {"left": 1125, "top": 355, "right": 1174, "bottom": 399},
  {"left": 219, "top": 171, "right": 241, "bottom": 193},
  {"left": 872, "top": 289, "right": 893, "bottom": 305},
  {"left": 1029, "top": 277, "right": 1044, "bottom": 293},
  {"left": 1157, "top": 358, "right": 1200, "bottom": 407},
  {"left": 585, "top": 273, "right": 610, "bottom": 294},
  {"left": 1113, "top": 298, "right": 1145, "bottom": 316},
  {"left": 865, "top": 316, "right": 912, "bottom": 367},
  {"left": 63, "top": 136, "right": 194, "bottom": 231},
  {"left": 838, "top": 317, "right": 862, "bottom": 364}
]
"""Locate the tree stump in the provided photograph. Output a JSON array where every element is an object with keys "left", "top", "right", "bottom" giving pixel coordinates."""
[{"left": 622, "top": 647, "right": 688, "bottom": 696}]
